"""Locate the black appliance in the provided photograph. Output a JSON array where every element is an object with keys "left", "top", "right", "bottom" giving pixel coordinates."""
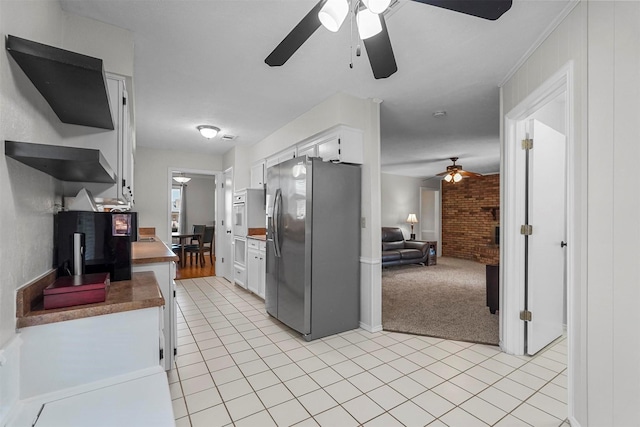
[{"left": 54, "top": 211, "right": 137, "bottom": 281}]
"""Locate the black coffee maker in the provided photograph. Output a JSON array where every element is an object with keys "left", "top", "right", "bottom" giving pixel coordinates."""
[{"left": 54, "top": 211, "right": 138, "bottom": 281}]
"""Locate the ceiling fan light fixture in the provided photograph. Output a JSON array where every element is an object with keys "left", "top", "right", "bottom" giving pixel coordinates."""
[
  {"left": 453, "top": 172, "right": 463, "bottom": 182},
  {"left": 356, "top": 8, "right": 382, "bottom": 40},
  {"left": 444, "top": 173, "right": 453, "bottom": 182},
  {"left": 362, "top": 0, "right": 391, "bottom": 14},
  {"left": 318, "top": 0, "right": 349, "bottom": 32},
  {"left": 197, "top": 125, "right": 220, "bottom": 139}
]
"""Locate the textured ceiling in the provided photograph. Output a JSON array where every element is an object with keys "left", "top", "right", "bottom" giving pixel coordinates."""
[{"left": 59, "top": 0, "right": 572, "bottom": 178}]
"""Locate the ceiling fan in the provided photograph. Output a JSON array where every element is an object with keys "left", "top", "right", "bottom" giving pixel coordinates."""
[
  {"left": 436, "top": 157, "right": 483, "bottom": 183},
  {"left": 265, "top": 0, "right": 513, "bottom": 79}
]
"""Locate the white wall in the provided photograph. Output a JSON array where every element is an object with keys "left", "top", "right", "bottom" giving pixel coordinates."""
[
  {"left": 502, "top": 1, "right": 640, "bottom": 424},
  {"left": 586, "top": 2, "right": 640, "bottom": 425},
  {"left": 0, "top": 1, "right": 133, "bottom": 349},
  {"left": 380, "top": 173, "right": 424, "bottom": 239},
  {"left": 184, "top": 176, "right": 215, "bottom": 229},
  {"left": 502, "top": 2, "right": 586, "bottom": 422},
  {"left": 134, "top": 147, "right": 223, "bottom": 242}
]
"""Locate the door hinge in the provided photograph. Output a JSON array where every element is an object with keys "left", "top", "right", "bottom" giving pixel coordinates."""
[
  {"left": 221, "top": 220, "right": 224, "bottom": 226},
  {"left": 520, "top": 224, "right": 533, "bottom": 235},
  {"left": 221, "top": 182, "right": 224, "bottom": 188},
  {"left": 173, "top": 290, "right": 176, "bottom": 298},
  {"left": 521, "top": 138, "right": 533, "bottom": 150},
  {"left": 520, "top": 310, "right": 533, "bottom": 321},
  {"left": 159, "top": 348, "right": 164, "bottom": 360},
  {"left": 174, "top": 348, "right": 177, "bottom": 356},
  {"left": 123, "top": 96, "right": 127, "bottom": 106}
]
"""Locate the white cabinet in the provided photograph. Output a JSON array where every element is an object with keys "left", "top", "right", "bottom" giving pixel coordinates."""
[
  {"left": 297, "top": 140, "right": 317, "bottom": 158},
  {"left": 266, "top": 146, "right": 297, "bottom": 169},
  {"left": 132, "top": 261, "right": 176, "bottom": 371},
  {"left": 233, "top": 236, "right": 247, "bottom": 289},
  {"left": 247, "top": 239, "right": 266, "bottom": 298},
  {"left": 63, "top": 73, "right": 134, "bottom": 205},
  {"left": 250, "top": 160, "right": 265, "bottom": 188},
  {"left": 315, "top": 126, "right": 363, "bottom": 164}
]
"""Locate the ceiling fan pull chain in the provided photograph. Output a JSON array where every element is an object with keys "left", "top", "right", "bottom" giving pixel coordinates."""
[{"left": 349, "top": 1, "right": 354, "bottom": 68}]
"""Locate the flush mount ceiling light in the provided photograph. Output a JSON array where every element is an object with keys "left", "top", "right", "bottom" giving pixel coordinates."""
[
  {"left": 173, "top": 173, "right": 191, "bottom": 184},
  {"left": 197, "top": 125, "right": 220, "bottom": 139}
]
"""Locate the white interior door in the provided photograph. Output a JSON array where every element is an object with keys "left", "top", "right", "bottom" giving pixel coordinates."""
[
  {"left": 526, "top": 119, "right": 567, "bottom": 355},
  {"left": 222, "top": 168, "right": 234, "bottom": 282}
]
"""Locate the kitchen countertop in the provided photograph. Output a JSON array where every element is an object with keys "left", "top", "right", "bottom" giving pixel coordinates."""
[
  {"left": 132, "top": 236, "right": 179, "bottom": 264},
  {"left": 247, "top": 234, "right": 266, "bottom": 241},
  {"left": 17, "top": 271, "right": 165, "bottom": 328}
]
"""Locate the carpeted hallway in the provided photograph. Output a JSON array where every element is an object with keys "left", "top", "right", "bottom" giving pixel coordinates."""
[{"left": 382, "top": 257, "right": 499, "bottom": 345}]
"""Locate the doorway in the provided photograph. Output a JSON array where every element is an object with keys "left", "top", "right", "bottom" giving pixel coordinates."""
[
  {"left": 502, "top": 62, "right": 574, "bottom": 419},
  {"left": 168, "top": 167, "right": 221, "bottom": 279}
]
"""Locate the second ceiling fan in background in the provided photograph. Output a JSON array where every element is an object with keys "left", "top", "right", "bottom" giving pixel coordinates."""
[{"left": 265, "top": 0, "right": 513, "bottom": 79}]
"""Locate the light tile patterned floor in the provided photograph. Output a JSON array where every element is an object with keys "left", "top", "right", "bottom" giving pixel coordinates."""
[{"left": 170, "top": 277, "right": 569, "bottom": 427}]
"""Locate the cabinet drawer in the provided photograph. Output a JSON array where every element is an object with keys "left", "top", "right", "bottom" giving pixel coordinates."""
[
  {"left": 234, "top": 264, "right": 246, "bottom": 287},
  {"left": 248, "top": 239, "right": 260, "bottom": 250},
  {"left": 259, "top": 241, "right": 266, "bottom": 252}
]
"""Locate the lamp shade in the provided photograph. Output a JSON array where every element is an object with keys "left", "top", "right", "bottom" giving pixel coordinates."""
[
  {"left": 356, "top": 8, "right": 382, "bottom": 40},
  {"left": 406, "top": 214, "right": 418, "bottom": 224},
  {"left": 363, "top": 0, "right": 392, "bottom": 14},
  {"left": 197, "top": 125, "right": 220, "bottom": 139},
  {"left": 318, "top": 0, "right": 349, "bottom": 32}
]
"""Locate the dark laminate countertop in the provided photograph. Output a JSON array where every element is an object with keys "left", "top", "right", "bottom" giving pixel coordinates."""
[
  {"left": 16, "top": 270, "right": 165, "bottom": 328},
  {"left": 132, "top": 237, "right": 179, "bottom": 264}
]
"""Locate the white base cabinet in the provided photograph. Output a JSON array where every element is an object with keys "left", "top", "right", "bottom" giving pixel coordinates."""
[
  {"left": 132, "top": 261, "right": 176, "bottom": 371},
  {"left": 247, "top": 239, "right": 266, "bottom": 299}
]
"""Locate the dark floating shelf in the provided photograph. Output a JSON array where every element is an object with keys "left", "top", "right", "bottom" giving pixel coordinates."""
[
  {"left": 6, "top": 35, "right": 114, "bottom": 130},
  {"left": 5, "top": 140, "right": 115, "bottom": 183}
]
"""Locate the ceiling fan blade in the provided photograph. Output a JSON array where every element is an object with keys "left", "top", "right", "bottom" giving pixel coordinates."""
[
  {"left": 459, "top": 170, "right": 483, "bottom": 177},
  {"left": 411, "top": 0, "right": 512, "bottom": 21},
  {"left": 435, "top": 171, "right": 450, "bottom": 176},
  {"left": 265, "top": 0, "right": 327, "bottom": 66},
  {"left": 362, "top": 15, "right": 398, "bottom": 79}
]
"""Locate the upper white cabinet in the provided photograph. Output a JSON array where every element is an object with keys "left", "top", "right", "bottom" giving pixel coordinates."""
[
  {"left": 314, "top": 126, "right": 363, "bottom": 164},
  {"left": 296, "top": 140, "right": 318, "bottom": 158},
  {"left": 63, "top": 73, "right": 134, "bottom": 206},
  {"left": 250, "top": 160, "right": 265, "bottom": 189},
  {"left": 256, "top": 126, "right": 363, "bottom": 182},
  {"left": 265, "top": 146, "right": 297, "bottom": 170}
]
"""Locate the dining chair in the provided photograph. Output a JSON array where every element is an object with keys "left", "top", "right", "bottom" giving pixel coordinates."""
[
  {"left": 183, "top": 225, "right": 205, "bottom": 265},
  {"left": 186, "top": 226, "right": 214, "bottom": 266}
]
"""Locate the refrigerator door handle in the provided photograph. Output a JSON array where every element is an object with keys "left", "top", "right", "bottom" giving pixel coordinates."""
[{"left": 273, "top": 189, "right": 282, "bottom": 258}]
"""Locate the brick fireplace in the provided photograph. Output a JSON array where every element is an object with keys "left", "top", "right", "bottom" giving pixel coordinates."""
[{"left": 442, "top": 174, "right": 500, "bottom": 264}]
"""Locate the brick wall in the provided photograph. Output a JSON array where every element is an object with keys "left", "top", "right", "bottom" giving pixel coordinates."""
[{"left": 442, "top": 174, "right": 500, "bottom": 262}]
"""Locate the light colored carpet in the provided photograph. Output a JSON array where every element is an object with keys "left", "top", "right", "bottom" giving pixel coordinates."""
[{"left": 382, "top": 257, "right": 499, "bottom": 345}]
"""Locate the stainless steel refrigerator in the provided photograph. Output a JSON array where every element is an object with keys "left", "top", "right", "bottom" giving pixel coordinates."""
[{"left": 266, "top": 156, "right": 361, "bottom": 341}]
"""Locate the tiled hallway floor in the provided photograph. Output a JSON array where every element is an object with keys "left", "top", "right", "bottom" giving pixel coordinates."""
[{"left": 169, "top": 277, "right": 568, "bottom": 427}]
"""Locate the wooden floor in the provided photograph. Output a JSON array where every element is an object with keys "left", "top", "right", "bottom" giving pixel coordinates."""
[{"left": 175, "top": 255, "right": 215, "bottom": 279}]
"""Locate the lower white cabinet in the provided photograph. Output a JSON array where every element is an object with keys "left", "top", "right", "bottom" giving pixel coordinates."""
[{"left": 247, "top": 239, "right": 266, "bottom": 299}]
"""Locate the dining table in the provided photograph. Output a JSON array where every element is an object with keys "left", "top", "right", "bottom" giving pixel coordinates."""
[{"left": 171, "top": 232, "right": 201, "bottom": 268}]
